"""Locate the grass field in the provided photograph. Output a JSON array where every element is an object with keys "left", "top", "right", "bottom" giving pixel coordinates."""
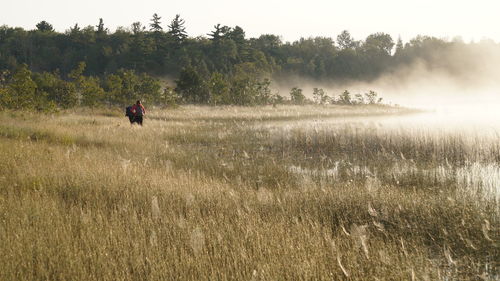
[{"left": 0, "top": 105, "right": 498, "bottom": 280}]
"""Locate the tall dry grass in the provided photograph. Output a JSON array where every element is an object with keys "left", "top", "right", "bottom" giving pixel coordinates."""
[{"left": 0, "top": 105, "right": 497, "bottom": 280}]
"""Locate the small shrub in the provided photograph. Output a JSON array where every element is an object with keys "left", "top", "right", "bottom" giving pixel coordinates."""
[{"left": 290, "top": 87, "right": 306, "bottom": 104}]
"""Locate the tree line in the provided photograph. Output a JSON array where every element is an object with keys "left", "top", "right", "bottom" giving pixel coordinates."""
[
  {"left": 0, "top": 62, "right": 384, "bottom": 111},
  {"left": 0, "top": 15, "right": 498, "bottom": 109}
]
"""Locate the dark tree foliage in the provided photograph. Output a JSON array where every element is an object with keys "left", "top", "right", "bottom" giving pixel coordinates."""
[
  {"left": 36, "top": 21, "right": 54, "bottom": 32},
  {"left": 168, "top": 14, "right": 187, "bottom": 44},
  {"left": 337, "top": 30, "right": 357, "bottom": 50},
  {"left": 150, "top": 13, "right": 163, "bottom": 32},
  {"left": 207, "top": 24, "right": 222, "bottom": 41},
  {"left": 0, "top": 62, "right": 165, "bottom": 110},
  {"left": 69, "top": 23, "right": 80, "bottom": 33},
  {"left": 0, "top": 17, "right": 498, "bottom": 107},
  {"left": 2, "top": 19, "right": 490, "bottom": 81},
  {"left": 96, "top": 18, "right": 107, "bottom": 35},
  {"left": 175, "top": 66, "right": 209, "bottom": 103}
]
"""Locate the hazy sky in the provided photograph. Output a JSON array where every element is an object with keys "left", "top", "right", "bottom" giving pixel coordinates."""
[{"left": 2, "top": 0, "right": 500, "bottom": 43}]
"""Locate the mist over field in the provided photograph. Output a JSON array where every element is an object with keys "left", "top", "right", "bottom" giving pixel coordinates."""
[{"left": 274, "top": 40, "right": 500, "bottom": 111}]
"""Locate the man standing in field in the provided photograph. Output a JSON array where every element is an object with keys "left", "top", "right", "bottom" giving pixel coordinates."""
[{"left": 131, "top": 100, "right": 146, "bottom": 126}]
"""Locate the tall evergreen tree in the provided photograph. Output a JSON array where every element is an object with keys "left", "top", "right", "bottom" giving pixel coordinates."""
[
  {"left": 96, "top": 18, "right": 107, "bottom": 35},
  {"left": 149, "top": 13, "right": 162, "bottom": 32},
  {"left": 168, "top": 14, "right": 187, "bottom": 43},
  {"left": 228, "top": 26, "right": 245, "bottom": 45},
  {"left": 208, "top": 24, "right": 231, "bottom": 42},
  {"left": 208, "top": 24, "right": 223, "bottom": 41},
  {"left": 36, "top": 21, "right": 54, "bottom": 32},
  {"left": 69, "top": 23, "right": 80, "bottom": 34}
]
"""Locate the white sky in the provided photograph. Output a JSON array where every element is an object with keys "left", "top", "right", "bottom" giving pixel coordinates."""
[{"left": 2, "top": 0, "right": 500, "bottom": 43}]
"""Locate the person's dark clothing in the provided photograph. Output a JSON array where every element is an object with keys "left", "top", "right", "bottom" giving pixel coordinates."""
[
  {"left": 129, "top": 103, "right": 145, "bottom": 126},
  {"left": 135, "top": 116, "right": 143, "bottom": 125}
]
